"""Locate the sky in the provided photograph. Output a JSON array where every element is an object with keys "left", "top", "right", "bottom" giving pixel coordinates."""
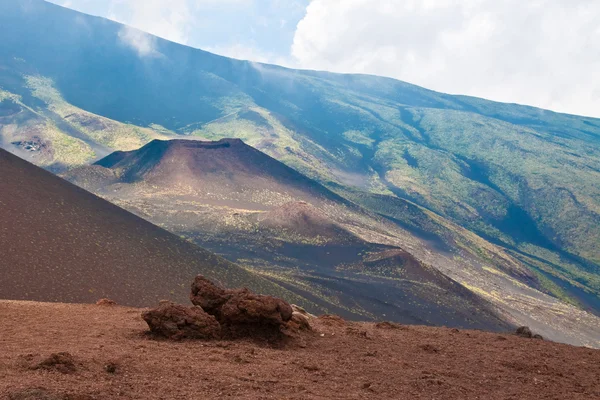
[{"left": 48, "top": 0, "right": 600, "bottom": 117}]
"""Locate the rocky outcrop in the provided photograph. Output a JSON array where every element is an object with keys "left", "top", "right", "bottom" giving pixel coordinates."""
[
  {"left": 142, "top": 301, "right": 220, "bottom": 340},
  {"left": 144, "top": 275, "right": 305, "bottom": 340}
]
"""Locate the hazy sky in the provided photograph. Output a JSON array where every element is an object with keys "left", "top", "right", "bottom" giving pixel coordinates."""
[{"left": 48, "top": 0, "right": 600, "bottom": 117}]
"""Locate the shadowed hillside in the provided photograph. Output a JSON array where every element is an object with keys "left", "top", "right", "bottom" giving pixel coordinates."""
[{"left": 0, "top": 147, "right": 299, "bottom": 306}]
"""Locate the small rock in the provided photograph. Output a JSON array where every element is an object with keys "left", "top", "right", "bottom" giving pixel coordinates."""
[
  {"left": 96, "top": 298, "right": 116, "bottom": 306},
  {"left": 104, "top": 362, "right": 118, "bottom": 374},
  {"left": 375, "top": 321, "right": 404, "bottom": 330},
  {"left": 516, "top": 326, "right": 533, "bottom": 338},
  {"left": 35, "top": 352, "right": 77, "bottom": 374},
  {"left": 291, "top": 304, "right": 316, "bottom": 318},
  {"left": 420, "top": 344, "right": 440, "bottom": 353},
  {"left": 286, "top": 312, "right": 312, "bottom": 332},
  {"left": 516, "top": 326, "right": 543, "bottom": 340}
]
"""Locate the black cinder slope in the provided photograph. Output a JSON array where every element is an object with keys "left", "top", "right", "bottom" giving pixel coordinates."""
[{"left": 0, "top": 148, "right": 298, "bottom": 306}]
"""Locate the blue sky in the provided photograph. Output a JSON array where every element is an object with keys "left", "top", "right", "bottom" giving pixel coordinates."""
[
  {"left": 49, "top": 0, "right": 308, "bottom": 64},
  {"left": 47, "top": 0, "right": 600, "bottom": 117}
]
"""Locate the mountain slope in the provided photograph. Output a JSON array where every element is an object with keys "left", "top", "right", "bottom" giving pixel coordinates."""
[
  {"left": 63, "top": 139, "right": 600, "bottom": 346},
  {"left": 0, "top": 0, "right": 598, "bottom": 299},
  {"left": 1, "top": 0, "right": 600, "bottom": 341},
  {"left": 0, "top": 147, "right": 299, "bottom": 307},
  {"left": 65, "top": 138, "right": 517, "bottom": 331}
]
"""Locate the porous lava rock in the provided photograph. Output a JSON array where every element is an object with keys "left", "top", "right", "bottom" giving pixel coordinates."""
[
  {"left": 189, "top": 275, "right": 295, "bottom": 337},
  {"left": 220, "top": 292, "right": 293, "bottom": 327},
  {"left": 291, "top": 304, "right": 315, "bottom": 318},
  {"left": 516, "top": 326, "right": 533, "bottom": 338},
  {"left": 190, "top": 276, "right": 238, "bottom": 317},
  {"left": 142, "top": 301, "right": 220, "bottom": 340},
  {"left": 145, "top": 276, "right": 308, "bottom": 340},
  {"left": 288, "top": 311, "right": 312, "bottom": 332}
]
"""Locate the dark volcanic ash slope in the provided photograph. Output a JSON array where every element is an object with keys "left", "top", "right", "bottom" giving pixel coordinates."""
[{"left": 0, "top": 148, "right": 298, "bottom": 307}]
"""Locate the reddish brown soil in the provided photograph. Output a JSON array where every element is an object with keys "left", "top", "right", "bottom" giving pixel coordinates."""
[{"left": 1, "top": 301, "right": 599, "bottom": 400}]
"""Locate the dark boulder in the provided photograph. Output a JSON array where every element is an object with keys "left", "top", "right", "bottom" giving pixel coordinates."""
[
  {"left": 146, "top": 275, "right": 306, "bottom": 341},
  {"left": 515, "top": 326, "right": 543, "bottom": 340},
  {"left": 190, "top": 275, "right": 295, "bottom": 338},
  {"left": 516, "top": 326, "right": 533, "bottom": 338},
  {"left": 220, "top": 292, "right": 293, "bottom": 327},
  {"left": 142, "top": 301, "right": 220, "bottom": 340},
  {"left": 190, "top": 276, "right": 238, "bottom": 316}
]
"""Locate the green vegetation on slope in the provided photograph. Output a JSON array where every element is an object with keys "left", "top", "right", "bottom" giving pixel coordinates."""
[{"left": 1, "top": 0, "right": 599, "bottom": 313}]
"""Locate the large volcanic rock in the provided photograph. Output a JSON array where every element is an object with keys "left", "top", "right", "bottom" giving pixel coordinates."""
[
  {"left": 144, "top": 276, "right": 299, "bottom": 340},
  {"left": 219, "top": 292, "right": 293, "bottom": 327},
  {"left": 190, "top": 275, "right": 293, "bottom": 334},
  {"left": 142, "top": 301, "right": 220, "bottom": 340}
]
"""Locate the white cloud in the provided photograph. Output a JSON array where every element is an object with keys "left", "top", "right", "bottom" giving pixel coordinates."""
[
  {"left": 104, "top": 0, "right": 255, "bottom": 57},
  {"left": 292, "top": 0, "right": 600, "bottom": 117},
  {"left": 118, "top": 26, "right": 162, "bottom": 57},
  {"left": 107, "top": 0, "right": 192, "bottom": 56}
]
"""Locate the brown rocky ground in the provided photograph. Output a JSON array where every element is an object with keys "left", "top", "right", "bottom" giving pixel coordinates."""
[{"left": 1, "top": 300, "right": 599, "bottom": 400}]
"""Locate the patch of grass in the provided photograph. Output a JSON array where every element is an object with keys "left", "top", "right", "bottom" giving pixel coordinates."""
[{"left": 24, "top": 75, "right": 172, "bottom": 153}]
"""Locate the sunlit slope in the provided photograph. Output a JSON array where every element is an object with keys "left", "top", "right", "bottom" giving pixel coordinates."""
[{"left": 0, "top": 70, "right": 172, "bottom": 171}]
